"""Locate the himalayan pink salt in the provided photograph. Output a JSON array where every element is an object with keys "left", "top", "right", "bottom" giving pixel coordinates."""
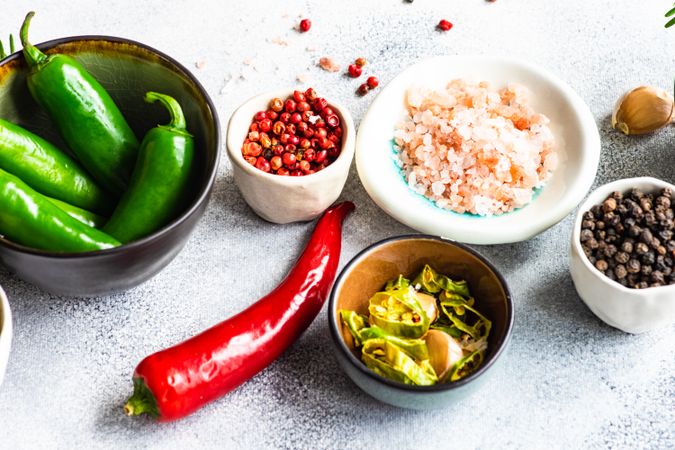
[{"left": 394, "top": 79, "right": 557, "bottom": 216}]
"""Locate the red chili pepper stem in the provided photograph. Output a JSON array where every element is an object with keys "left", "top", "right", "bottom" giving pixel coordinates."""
[
  {"left": 145, "top": 92, "right": 187, "bottom": 131},
  {"left": 124, "top": 201, "right": 355, "bottom": 421},
  {"left": 20, "top": 12, "right": 47, "bottom": 67},
  {"left": 124, "top": 378, "right": 160, "bottom": 418}
]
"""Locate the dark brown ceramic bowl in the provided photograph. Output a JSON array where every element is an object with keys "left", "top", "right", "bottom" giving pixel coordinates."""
[
  {"left": 328, "top": 235, "right": 513, "bottom": 409},
  {"left": 0, "top": 37, "right": 220, "bottom": 296}
]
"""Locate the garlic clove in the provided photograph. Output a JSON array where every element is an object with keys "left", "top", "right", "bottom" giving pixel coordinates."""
[
  {"left": 414, "top": 291, "right": 439, "bottom": 323},
  {"left": 424, "top": 329, "right": 463, "bottom": 380},
  {"left": 612, "top": 86, "right": 674, "bottom": 135}
]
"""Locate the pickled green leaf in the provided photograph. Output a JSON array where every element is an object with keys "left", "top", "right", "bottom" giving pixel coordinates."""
[
  {"left": 361, "top": 339, "right": 438, "bottom": 386},
  {"left": 429, "top": 323, "right": 464, "bottom": 338},
  {"left": 385, "top": 274, "right": 410, "bottom": 291},
  {"left": 359, "top": 326, "right": 429, "bottom": 360},
  {"left": 412, "top": 264, "right": 470, "bottom": 297},
  {"left": 449, "top": 349, "right": 485, "bottom": 382},
  {"left": 440, "top": 299, "right": 492, "bottom": 341},
  {"left": 340, "top": 310, "right": 369, "bottom": 347},
  {"left": 368, "top": 288, "right": 429, "bottom": 338}
]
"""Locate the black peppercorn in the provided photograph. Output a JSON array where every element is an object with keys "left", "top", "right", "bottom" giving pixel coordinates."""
[
  {"left": 641, "top": 264, "right": 653, "bottom": 276},
  {"left": 615, "top": 251, "right": 630, "bottom": 264},
  {"left": 591, "top": 204, "right": 603, "bottom": 219},
  {"left": 603, "top": 244, "right": 618, "bottom": 258},
  {"left": 595, "top": 259, "right": 608, "bottom": 272},
  {"left": 579, "top": 188, "right": 675, "bottom": 288},
  {"left": 639, "top": 198, "right": 652, "bottom": 211},
  {"left": 581, "top": 220, "right": 595, "bottom": 230},
  {"left": 629, "top": 188, "right": 644, "bottom": 201},
  {"left": 640, "top": 229, "right": 653, "bottom": 244},
  {"left": 580, "top": 229, "right": 593, "bottom": 242},
  {"left": 635, "top": 242, "right": 649, "bottom": 254},
  {"left": 626, "top": 259, "right": 641, "bottom": 273},
  {"left": 614, "top": 265, "right": 628, "bottom": 279},
  {"left": 641, "top": 251, "right": 656, "bottom": 265},
  {"left": 651, "top": 271, "right": 665, "bottom": 284}
]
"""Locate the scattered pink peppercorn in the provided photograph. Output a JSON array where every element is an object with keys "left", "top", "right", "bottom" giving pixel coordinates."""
[
  {"left": 357, "top": 83, "right": 370, "bottom": 96},
  {"left": 348, "top": 64, "right": 362, "bottom": 78},
  {"left": 366, "top": 76, "right": 379, "bottom": 89},
  {"left": 438, "top": 19, "right": 453, "bottom": 31},
  {"left": 299, "top": 19, "right": 311, "bottom": 32},
  {"left": 355, "top": 57, "right": 367, "bottom": 67}
]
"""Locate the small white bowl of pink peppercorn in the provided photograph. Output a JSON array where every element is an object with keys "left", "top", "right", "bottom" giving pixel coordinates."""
[
  {"left": 570, "top": 177, "right": 675, "bottom": 334},
  {"left": 226, "top": 88, "right": 355, "bottom": 223}
]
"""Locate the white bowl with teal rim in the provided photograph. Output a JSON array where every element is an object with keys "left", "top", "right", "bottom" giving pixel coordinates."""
[
  {"left": 0, "top": 285, "right": 11, "bottom": 387},
  {"left": 356, "top": 55, "right": 600, "bottom": 244}
]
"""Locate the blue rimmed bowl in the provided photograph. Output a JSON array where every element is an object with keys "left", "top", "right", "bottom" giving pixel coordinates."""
[
  {"left": 356, "top": 55, "right": 600, "bottom": 244},
  {"left": 328, "top": 235, "right": 513, "bottom": 409}
]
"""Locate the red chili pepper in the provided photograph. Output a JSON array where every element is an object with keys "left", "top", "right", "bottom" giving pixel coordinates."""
[{"left": 124, "top": 202, "right": 355, "bottom": 421}]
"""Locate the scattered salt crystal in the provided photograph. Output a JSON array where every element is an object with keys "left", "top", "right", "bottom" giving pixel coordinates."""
[
  {"left": 270, "top": 37, "right": 289, "bottom": 46},
  {"left": 318, "top": 57, "right": 340, "bottom": 72},
  {"left": 194, "top": 59, "right": 206, "bottom": 70}
]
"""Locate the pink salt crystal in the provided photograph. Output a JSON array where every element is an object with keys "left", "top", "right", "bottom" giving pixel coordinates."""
[
  {"left": 318, "top": 57, "right": 340, "bottom": 72},
  {"left": 395, "top": 79, "right": 556, "bottom": 215}
]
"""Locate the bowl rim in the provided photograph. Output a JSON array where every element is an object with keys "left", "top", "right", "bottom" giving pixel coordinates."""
[
  {"left": 328, "top": 234, "right": 514, "bottom": 393},
  {"left": 355, "top": 54, "right": 601, "bottom": 245},
  {"left": 225, "top": 88, "right": 355, "bottom": 186},
  {"left": 571, "top": 176, "right": 675, "bottom": 294},
  {"left": 0, "top": 35, "right": 221, "bottom": 258},
  {"left": 0, "top": 284, "right": 11, "bottom": 344}
]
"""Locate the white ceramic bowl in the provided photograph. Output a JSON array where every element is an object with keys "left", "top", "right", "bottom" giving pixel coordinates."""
[
  {"left": 0, "top": 285, "right": 12, "bottom": 387},
  {"left": 227, "top": 89, "right": 355, "bottom": 223},
  {"left": 570, "top": 177, "right": 675, "bottom": 334},
  {"left": 356, "top": 55, "right": 601, "bottom": 244}
]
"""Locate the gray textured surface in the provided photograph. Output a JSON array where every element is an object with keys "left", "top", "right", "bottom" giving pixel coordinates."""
[{"left": 0, "top": 1, "right": 674, "bottom": 449}]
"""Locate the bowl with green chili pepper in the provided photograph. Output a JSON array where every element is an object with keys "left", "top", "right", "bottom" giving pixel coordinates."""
[
  {"left": 328, "top": 235, "right": 513, "bottom": 409},
  {"left": 0, "top": 22, "right": 219, "bottom": 296}
]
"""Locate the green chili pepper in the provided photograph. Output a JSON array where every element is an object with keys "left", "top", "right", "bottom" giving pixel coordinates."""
[
  {"left": 359, "top": 326, "right": 429, "bottom": 361},
  {"left": 368, "top": 288, "right": 429, "bottom": 338},
  {"left": 413, "top": 264, "right": 471, "bottom": 297},
  {"left": 0, "top": 34, "right": 15, "bottom": 59},
  {"left": 0, "top": 168, "right": 120, "bottom": 252},
  {"left": 0, "top": 118, "right": 113, "bottom": 215},
  {"left": 103, "top": 92, "right": 194, "bottom": 243},
  {"left": 361, "top": 339, "right": 437, "bottom": 386},
  {"left": 20, "top": 12, "right": 139, "bottom": 195},
  {"left": 339, "top": 310, "right": 369, "bottom": 347},
  {"left": 46, "top": 197, "right": 106, "bottom": 228},
  {"left": 440, "top": 299, "right": 492, "bottom": 341},
  {"left": 449, "top": 349, "right": 485, "bottom": 382}
]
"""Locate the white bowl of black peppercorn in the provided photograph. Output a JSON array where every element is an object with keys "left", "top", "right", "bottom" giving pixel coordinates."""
[{"left": 570, "top": 177, "right": 675, "bottom": 334}]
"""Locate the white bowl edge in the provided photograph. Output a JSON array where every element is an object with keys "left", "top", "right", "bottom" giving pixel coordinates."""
[
  {"left": 0, "top": 285, "right": 12, "bottom": 387},
  {"left": 356, "top": 55, "right": 601, "bottom": 244}
]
